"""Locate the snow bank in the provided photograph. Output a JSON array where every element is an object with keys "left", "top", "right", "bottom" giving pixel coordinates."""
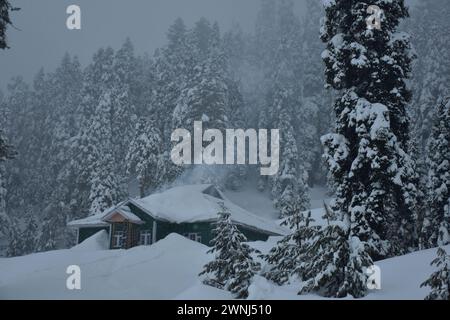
[
  {"left": 1, "top": 233, "right": 448, "bottom": 300},
  {"left": 71, "top": 230, "right": 109, "bottom": 251},
  {"left": 0, "top": 233, "right": 209, "bottom": 299}
]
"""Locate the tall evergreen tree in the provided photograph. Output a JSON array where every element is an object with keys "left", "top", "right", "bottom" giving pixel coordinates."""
[
  {"left": 408, "top": 0, "right": 450, "bottom": 156},
  {"left": 0, "top": 0, "right": 18, "bottom": 49},
  {"left": 422, "top": 98, "right": 450, "bottom": 247},
  {"left": 0, "top": 129, "right": 15, "bottom": 239},
  {"left": 126, "top": 117, "right": 164, "bottom": 198},
  {"left": 301, "top": 0, "right": 333, "bottom": 186},
  {"left": 320, "top": 0, "right": 418, "bottom": 257},
  {"left": 153, "top": 18, "right": 191, "bottom": 183}
]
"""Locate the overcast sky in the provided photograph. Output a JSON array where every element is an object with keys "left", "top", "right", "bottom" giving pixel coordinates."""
[
  {"left": 0, "top": 0, "right": 309, "bottom": 89},
  {"left": 0, "top": 0, "right": 419, "bottom": 90}
]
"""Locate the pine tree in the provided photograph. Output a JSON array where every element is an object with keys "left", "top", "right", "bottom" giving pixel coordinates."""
[
  {"left": 126, "top": 117, "right": 164, "bottom": 198},
  {"left": 35, "top": 54, "right": 83, "bottom": 250},
  {"left": 71, "top": 48, "right": 124, "bottom": 217},
  {"left": 423, "top": 98, "right": 450, "bottom": 247},
  {"left": 261, "top": 1, "right": 310, "bottom": 215},
  {"left": 299, "top": 216, "right": 373, "bottom": 298},
  {"left": 6, "top": 217, "right": 23, "bottom": 257},
  {"left": 0, "top": 0, "right": 18, "bottom": 49},
  {"left": 421, "top": 247, "right": 450, "bottom": 300},
  {"left": 272, "top": 109, "right": 309, "bottom": 218},
  {"left": 111, "top": 38, "right": 138, "bottom": 167},
  {"left": 153, "top": 18, "right": 191, "bottom": 183},
  {"left": 172, "top": 19, "right": 235, "bottom": 185},
  {"left": 86, "top": 92, "right": 123, "bottom": 215},
  {"left": 200, "top": 204, "right": 260, "bottom": 299},
  {"left": 0, "top": 129, "right": 15, "bottom": 240},
  {"left": 264, "top": 204, "right": 319, "bottom": 285},
  {"left": 408, "top": 0, "right": 450, "bottom": 157},
  {"left": 320, "top": 0, "right": 418, "bottom": 257},
  {"left": 21, "top": 213, "right": 38, "bottom": 255},
  {"left": 301, "top": 0, "right": 333, "bottom": 186}
]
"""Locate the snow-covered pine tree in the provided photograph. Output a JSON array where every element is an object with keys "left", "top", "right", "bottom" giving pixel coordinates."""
[
  {"left": 320, "top": 0, "right": 418, "bottom": 257},
  {"left": 299, "top": 216, "right": 373, "bottom": 298},
  {"left": 153, "top": 18, "right": 191, "bottom": 184},
  {"left": 423, "top": 98, "right": 450, "bottom": 247},
  {"left": 408, "top": 0, "right": 450, "bottom": 157},
  {"left": 21, "top": 213, "right": 38, "bottom": 255},
  {"left": 172, "top": 20, "right": 233, "bottom": 185},
  {"left": 87, "top": 92, "right": 123, "bottom": 216},
  {"left": 111, "top": 38, "right": 138, "bottom": 168},
  {"left": 70, "top": 48, "right": 124, "bottom": 217},
  {"left": 420, "top": 247, "right": 450, "bottom": 300},
  {"left": 272, "top": 108, "right": 309, "bottom": 218},
  {"left": 35, "top": 54, "right": 83, "bottom": 250},
  {"left": 5, "top": 217, "right": 23, "bottom": 257},
  {"left": 200, "top": 203, "right": 260, "bottom": 299},
  {"left": 0, "top": 0, "right": 18, "bottom": 49},
  {"left": 126, "top": 117, "right": 164, "bottom": 198},
  {"left": 0, "top": 128, "right": 15, "bottom": 242},
  {"left": 263, "top": 203, "right": 319, "bottom": 285},
  {"left": 301, "top": 0, "right": 333, "bottom": 186},
  {"left": 262, "top": 0, "right": 310, "bottom": 216}
]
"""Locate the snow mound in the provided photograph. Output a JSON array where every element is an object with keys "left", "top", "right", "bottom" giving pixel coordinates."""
[
  {"left": 0, "top": 233, "right": 210, "bottom": 299},
  {"left": 71, "top": 230, "right": 109, "bottom": 251},
  {"left": 247, "top": 275, "right": 275, "bottom": 300},
  {"left": 1, "top": 233, "right": 449, "bottom": 300},
  {"left": 175, "top": 282, "right": 232, "bottom": 300}
]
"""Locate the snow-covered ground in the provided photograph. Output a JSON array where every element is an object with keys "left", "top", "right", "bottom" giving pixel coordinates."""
[{"left": 0, "top": 232, "right": 446, "bottom": 300}]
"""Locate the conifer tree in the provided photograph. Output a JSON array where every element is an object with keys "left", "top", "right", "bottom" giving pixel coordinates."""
[
  {"left": 0, "top": 0, "right": 18, "bottom": 49},
  {"left": 0, "top": 129, "right": 15, "bottom": 239},
  {"left": 299, "top": 219, "right": 373, "bottom": 298},
  {"left": 264, "top": 204, "right": 319, "bottom": 285},
  {"left": 421, "top": 247, "right": 450, "bottom": 300},
  {"left": 21, "top": 214, "right": 38, "bottom": 255},
  {"left": 200, "top": 204, "right": 260, "bottom": 299},
  {"left": 320, "top": 0, "right": 418, "bottom": 257},
  {"left": 423, "top": 98, "right": 450, "bottom": 247},
  {"left": 126, "top": 117, "right": 164, "bottom": 198},
  {"left": 6, "top": 217, "right": 23, "bottom": 257}
]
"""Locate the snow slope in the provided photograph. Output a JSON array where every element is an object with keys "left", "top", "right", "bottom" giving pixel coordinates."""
[
  {"left": 0, "top": 232, "right": 448, "bottom": 300},
  {"left": 0, "top": 234, "right": 211, "bottom": 299}
]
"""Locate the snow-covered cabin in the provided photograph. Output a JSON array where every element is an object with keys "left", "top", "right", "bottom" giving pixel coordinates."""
[{"left": 68, "top": 184, "right": 285, "bottom": 249}]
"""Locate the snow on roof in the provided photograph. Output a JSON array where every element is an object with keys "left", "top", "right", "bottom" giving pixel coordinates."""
[
  {"left": 102, "top": 206, "right": 143, "bottom": 224},
  {"left": 67, "top": 211, "right": 109, "bottom": 227},
  {"left": 131, "top": 184, "right": 286, "bottom": 235},
  {"left": 69, "top": 184, "right": 286, "bottom": 236},
  {"left": 68, "top": 201, "right": 128, "bottom": 227}
]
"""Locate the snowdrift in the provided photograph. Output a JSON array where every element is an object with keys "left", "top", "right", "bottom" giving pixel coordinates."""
[{"left": 0, "top": 232, "right": 448, "bottom": 299}]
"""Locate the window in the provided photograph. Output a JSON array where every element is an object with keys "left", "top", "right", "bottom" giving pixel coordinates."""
[
  {"left": 140, "top": 230, "right": 152, "bottom": 246},
  {"left": 184, "top": 233, "right": 202, "bottom": 243},
  {"left": 113, "top": 231, "right": 125, "bottom": 248}
]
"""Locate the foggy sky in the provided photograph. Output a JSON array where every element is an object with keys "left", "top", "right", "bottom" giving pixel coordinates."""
[
  {"left": 0, "top": 0, "right": 307, "bottom": 89},
  {"left": 0, "top": 0, "right": 419, "bottom": 90}
]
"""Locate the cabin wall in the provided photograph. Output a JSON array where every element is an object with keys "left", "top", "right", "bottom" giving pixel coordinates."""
[{"left": 101, "top": 203, "right": 275, "bottom": 248}]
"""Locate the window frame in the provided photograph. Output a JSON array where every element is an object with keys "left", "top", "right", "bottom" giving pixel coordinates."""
[
  {"left": 113, "top": 230, "right": 125, "bottom": 248},
  {"left": 139, "top": 230, "right": 152, "bottom": 246}
]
